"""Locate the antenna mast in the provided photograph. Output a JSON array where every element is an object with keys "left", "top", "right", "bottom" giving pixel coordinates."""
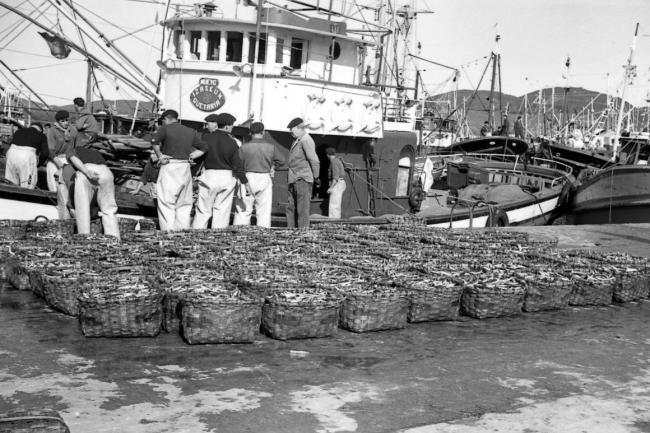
[{"left": 612, "top": 22, "right": 640, "bottom": 160}]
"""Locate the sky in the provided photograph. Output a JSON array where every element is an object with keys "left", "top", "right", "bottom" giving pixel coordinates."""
[{"left": 0, "top": 0, "right": 649, "bottom": 109}]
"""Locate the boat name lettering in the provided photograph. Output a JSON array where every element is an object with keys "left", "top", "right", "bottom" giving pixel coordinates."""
[{"left": 189, "top": 77, "right": 225, "bottom": 112}]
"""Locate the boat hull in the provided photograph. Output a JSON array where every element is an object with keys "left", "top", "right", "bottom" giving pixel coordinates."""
[{"left": 569, "top": 165, "right": 650, "bottom": 224}]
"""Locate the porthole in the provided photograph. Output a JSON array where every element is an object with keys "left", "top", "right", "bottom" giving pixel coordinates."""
[{"left": 329, "top": 41, "right": 341, "bottom": 60}]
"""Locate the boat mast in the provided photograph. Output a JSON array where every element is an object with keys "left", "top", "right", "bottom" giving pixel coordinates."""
[{"left": 612, "top": 22, "right": 640, "bottom": 160}]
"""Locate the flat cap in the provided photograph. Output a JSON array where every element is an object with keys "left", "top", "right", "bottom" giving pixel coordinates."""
[
  {"left": 160, "top": 109, "right": 179, "bottom": 119},
  {"left": 250, "top": 121, "right": 264, "bottom": 134},
  {"left": 205, "top": 113, "right": 219, "bottom": 122},
  {"left": 216, "top": 112, "right": 236, "bottom": 126},
  {"left": 287, "top": 117, "right": 304, "bottom": 129},
  {"left": 55, "top": 110, "right": 69, "bottom": 121}
]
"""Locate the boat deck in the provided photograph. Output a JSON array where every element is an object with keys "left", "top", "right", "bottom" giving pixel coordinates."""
[{"left": 1, "top": 224, "right": 649, "bottom": 432}]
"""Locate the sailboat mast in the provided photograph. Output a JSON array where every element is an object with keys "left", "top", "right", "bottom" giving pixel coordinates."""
[{"left": 613, "top": 22, "right": 640, "bottom": 160}]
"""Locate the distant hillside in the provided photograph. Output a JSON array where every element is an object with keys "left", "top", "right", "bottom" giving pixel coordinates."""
[{"left": 433, "top": 87, "right": 643, "bottom": 136}]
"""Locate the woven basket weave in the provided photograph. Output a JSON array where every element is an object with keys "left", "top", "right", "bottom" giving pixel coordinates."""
[
  {"left": 461, "top": 284, "right": 525, "bottom": 319},
  {"left": 261, "top": 300, "right": 339, "bottom": 340},
  {"left": 28, "top": 269, "right": 45, "bottom": 298},
  {"left": 613, "top": 274, "right": 647, "bottom": 303},
  {"left": 41, "top": 266, "right": 90, "bottom": 316},
  {"left": 79, "top": 290, "right": 163, "bottom": 338},
  {"left": 0, "top": 409, "right": 70, "bottom": 433},
  {"left": 339, "top": 291, "right": 409, "bottom": 333},
  {"left": 6, "top": 262, "right": 30, "bottom": 291},
  {"left": 0, "top": 220, "right": 29, "bottom": 241},
  {"left": 568, "top": 277, "right": 614, "bottom": 306},
  {"left": 523, "top": 279, "right": 572, "bottom": 312},
  {"left": 182, "top": 297, "right": 262, "bottom": 344},
  {"left": 162, "top": 289, "right": 183, "bottom": 333},
  {"left": 407, "top": 283, "right": 463, "bottom": 322},
  {"left": 25, "top": 219, "right": 75, "bottom": 239}
]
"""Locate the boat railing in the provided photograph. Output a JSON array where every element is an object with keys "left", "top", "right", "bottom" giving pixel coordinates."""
[{"left": 427, "top": 153, "right": 573, "bottom": 188}]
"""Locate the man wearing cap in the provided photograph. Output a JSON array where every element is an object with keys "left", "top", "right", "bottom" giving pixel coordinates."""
[
  {"left": 151, "top": 109, "right": 207, "bottom": 231},
  {"left": 233, "top": 121, "right": 283, "bottom": 228},
  {"left": 65, "top": 139, "right": 120, "bottom": 238},
  {"left": 46, "top": 110, "right": 77, "bottom": 219},
  {"left": 192, "top": 113, "right": 252, "bottom": 229},
  {"left": 73, "top": 97, "right": 100, "bottom": 146},
  {"left": 285, "top": 117, "right": 320, "bottom": 228},
  {"left": 5, "top": 123, "right": 49, "bottom": 189},
  {"left": 499, "top": 113, "right": 510, "bottom": 136}
]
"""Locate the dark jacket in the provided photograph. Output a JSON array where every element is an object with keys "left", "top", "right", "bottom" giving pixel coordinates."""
[{"left": 202, "top": 130, "right": 248, "bottom": 184}]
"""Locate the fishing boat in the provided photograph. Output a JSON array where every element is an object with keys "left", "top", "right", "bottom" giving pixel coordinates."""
[
  {"left": 567, "top": 24, "right": 650, "bottom": 224},
  {"left": 0, "top": 0, "right": 574, "bottom": 228}
]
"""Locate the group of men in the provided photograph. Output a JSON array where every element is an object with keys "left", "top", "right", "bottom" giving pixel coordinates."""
[
  {"left": 4, "top": 97, "right": 120, "bottom": 238},
  {"left": 152, "top": 110, "right": 345, "bottom": 230},
  {"left": 5, "top": 104, "right": 348, "bottom": 233},
  {"left": 479, "top": 114, "right": 526, "bottom": 139}
]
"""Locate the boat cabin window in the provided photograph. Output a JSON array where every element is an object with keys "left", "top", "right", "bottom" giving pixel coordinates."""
[
  {"left": 189, "top": 31, "right": 201, "bottom": 60},
  {"left": 248, "top": 33, "right": 267, "bottom": 64},
  {"left": 290, "top": 38, "right": 304, "bottom": 70},
  {"left": 226, "top": 32, "right": 243, "bottom": 62},
  {"left": 275, "top": 38, "right": 284, "bottom": 63},
  {"left": 207, "top": 31, "right": 221, "bottom": 61}
]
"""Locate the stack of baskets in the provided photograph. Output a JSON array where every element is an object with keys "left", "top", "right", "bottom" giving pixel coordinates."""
[{"left": 262, "top": 288, "right": 340, "bottom": 340}]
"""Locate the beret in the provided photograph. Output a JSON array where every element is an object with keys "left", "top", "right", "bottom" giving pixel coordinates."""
[
  {"left": 55, "top": 110, "right": 69, "bottom": 121},
  {"left": 205, "top": 113, "right": 219, "bottom": 122},
  {"left": 287, "top": 117, "right": 304, "bottom": 129},
  {"left": 216, "top": 113, "right": 236, "bottom": 125},
  {"left": 160, "top": 109, "right": 179, "bottom": 119},
  {"left": 250, "top": 122, "right": 264, "bottom": 134}
]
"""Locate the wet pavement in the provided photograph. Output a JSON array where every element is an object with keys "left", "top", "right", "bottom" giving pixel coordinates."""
[{"left": 1, "top": 224, "right": 649, "bottom": 433}]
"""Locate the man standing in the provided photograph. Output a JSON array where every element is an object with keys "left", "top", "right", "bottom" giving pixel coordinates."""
[
  {"left": 499, "top": 113, "right": 510, "bottom": 136},
  {"left": 73, "top": 97, "right": 100, "bottom": 146},
  {"left": 233, "top": 122, "right": 283, "bottom": 228},
  {"left": 66, "top": 143, "right": 120, "bottom": 238},
  {"left": 514, "top": 115, "right": 525, "bottom": 139},
  {"left": 151, "top": 109, "right": 207, "bottom": 231},
  {"left": 5, "top": 123, "right": 49, "bottom": 189},
  {"left": 46, "top": 110, "right": 76, "bottom": 219},
  {"left": 325, "top": 147, "right": 346, "bottom": 219},
  {"left": 193, "top": 113, "right": 252, "bottom": 229},
  {"left": 286, "top": 117, "right": 320, "bottom": 228},
  {"left": 480, "top": 121, "right": 491, "bottom": 137}
]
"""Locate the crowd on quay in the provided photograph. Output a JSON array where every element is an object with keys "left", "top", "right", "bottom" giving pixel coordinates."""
[{"left": 3, "top": 101, "right": 349, "bottom": 237}]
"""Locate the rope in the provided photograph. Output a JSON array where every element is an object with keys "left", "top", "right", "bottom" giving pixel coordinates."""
[{"left": 345, "top": 168, "right": 409, "bottom": 214}]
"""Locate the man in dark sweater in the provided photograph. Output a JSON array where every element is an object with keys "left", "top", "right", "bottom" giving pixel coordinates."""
[
  {"left": 151, "top": 109, "right": 207, "bottom": 231},
  {"left": 66, "top": 145, "right": 120, "bottom": 238},
  {"left": 192, "top": 113, "right": 252, "bottom": 229},
  {"left": 5, "top": 123, "right": 49, "bottom": 188}
]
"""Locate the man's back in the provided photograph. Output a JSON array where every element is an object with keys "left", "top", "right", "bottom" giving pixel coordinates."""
[{"left": 240, "top": 138, "right": 279, "bottom": 173}]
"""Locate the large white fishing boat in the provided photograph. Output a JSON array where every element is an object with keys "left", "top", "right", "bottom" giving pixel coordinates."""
[{"left": 0, "top": 0, "right": 574, "bottom": 227}]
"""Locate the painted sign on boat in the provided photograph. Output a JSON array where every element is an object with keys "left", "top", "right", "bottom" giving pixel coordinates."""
[{"left": 189, "top": 78, "right": 225, "bottom": 112}]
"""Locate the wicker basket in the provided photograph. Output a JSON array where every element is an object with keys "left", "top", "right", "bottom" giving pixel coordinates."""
[
  {"left": 41, "top": 267, "right": 89, "bottom": 316},
  {"left": 568, "top": 277, "right": 614, "bottom": 306},
  {"left": 461, "top": 284, "right": 525, "bottom": 319},
  {"left": 339, "top": 289, "right": 409, "bottom": 333},
  {"left": 182, "top": 296, "right": 262, "bottom": 344},
  {"left": 78, "top": 286, "right": 163, "bottom": 338},
  {"left": 137, "top": 218, "right": 158, "bottom": 231},
  {"left": 28, "top": 269, "right": 45, "bottom": 298},
  {"left": 523, "top": 278, "right": 572, "bottom": 312},
  {"left": 25, "top": 219, "right": 75, "bottom": 239},
  {"left": 261, "top": 290, "right": 340, "bottom": 340},
  {"left": 163, "top": 289, "right": 183, "bottom": 333},
  {"left": 0, "top": 220, "right": 28, "bottom": 241},
  {"left": 7, "top": 263, "right": 31, "bottom": 291},
  {"left": 613, "top": 274, "right": 647, "bottom": 303},
  {"left": 0, "top": 409, "right": 70, "bottom": 433},
  {"left": 407, "top": 281, "right": 463, "bottom": 322}
]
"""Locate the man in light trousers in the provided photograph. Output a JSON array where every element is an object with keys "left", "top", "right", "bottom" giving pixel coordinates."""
[
  {"left": 5, "top": 123, "right": 49, "bottom": 189},
  {"left": 285, "top": 117, "right": 320, "bottom": 228},
  {"left": 234, "top": 122, "right": 283, "bottom": 228},
  {"left": 193, "top": 113, "right": 252, "bottom": 229},
  {"left": 325, "top": 147, "right": 346, "bottom": 219},
  {"left": 151, "top": 110, "right": 207, "bottom": 231},
  {"left": 66, "top": 146, "right": 120, "bottom": 238}
]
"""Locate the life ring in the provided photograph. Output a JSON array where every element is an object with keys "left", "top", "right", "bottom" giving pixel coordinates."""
[
  {"left": 408, "top": 188, "right": 425, "bottom": 212},
  {"left": 488, "top": 208, "right": 509, "bottom": 227}
]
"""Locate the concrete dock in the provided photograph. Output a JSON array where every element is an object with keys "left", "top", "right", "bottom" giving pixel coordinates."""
[{"left": 1, "top": 224, "right": 649, "bottom": 433}]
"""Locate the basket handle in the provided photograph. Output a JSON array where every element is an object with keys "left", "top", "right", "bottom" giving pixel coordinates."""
[{"left": 32, "top": 215, "right": 49, "bottom": 222}]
